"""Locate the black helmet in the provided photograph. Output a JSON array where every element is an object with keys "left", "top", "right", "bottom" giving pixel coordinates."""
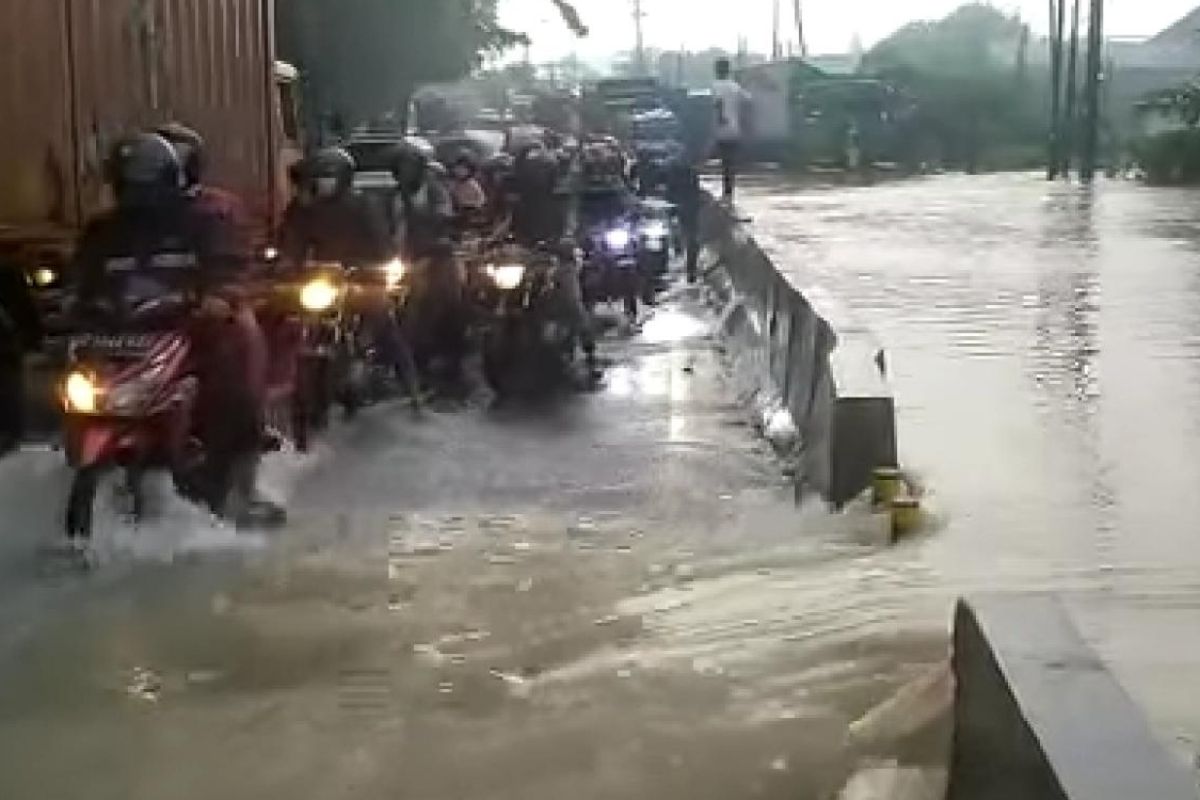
[
  {"left": 156, "top": 122, "right": 205, "bottom": 189},
  {"left": 451, "top": 148, "right": 478, "bottom": 175},
  {"left": 106, "top": 133, "right": 183, "bottom": 210},
  {"left": 515, "top": 146, "right": 559, "bottom": 194},
  {"left": 309, "top": 147, "right": 356, "bottom": 197},
  {"left": 389, "top": 141, "right": 429, "bottom": 193}
]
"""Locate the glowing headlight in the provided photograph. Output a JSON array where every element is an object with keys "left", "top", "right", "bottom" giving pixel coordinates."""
[
  {"left": 605, "top": 228, "right": 633, "bottom": 251},
  {"left": 65, "top": 372, "right": 98, "bottom": 414},
  {"left": 641, "top": 221, "right": 670, "bottom": 240},
  {"left": 382, "top": 257, "right": 406, "bottom": 291},
  {"left": 300, "top": 278, "right": 339, "bottom": 312},
  {"left": 489, "top": 264, "right": 526, "bottom": 291},
  {"left": 32, "top": 268, "right": 57, "bottom": 287},
  {"left": 262, "top": 246, "right": 280, "bottom": 262}
]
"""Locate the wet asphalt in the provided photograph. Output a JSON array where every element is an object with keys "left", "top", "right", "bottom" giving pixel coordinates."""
[{"left": 0, "top": 284, "right": 948, "bottom": 800}]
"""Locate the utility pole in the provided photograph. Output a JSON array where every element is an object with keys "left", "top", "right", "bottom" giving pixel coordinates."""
[
  {"left": 1048, "top": 0, "right": 1065, "bottom": 180},
  {"left": 793, "top": 0, "right": 807, "bottom": 57},
  {"left": 1062, "top": 0, "right": 1081, "bottom": 176},
  {"left": 1081, "top": 0, "right": 1105, "bottom": 181},
  {"left": 772, "top": 0, "right": 782, "bottom": 60},
  {"left": 632, "top": 0, "right": 647, "bottom": 76}
]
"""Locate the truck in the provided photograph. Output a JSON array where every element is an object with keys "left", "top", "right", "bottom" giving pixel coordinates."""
[
  {"left": 0, "top": 0, "right": 302, "bottom": 274},
  {"left": 0, "top": 0, "right": 303, "bottom": 437}
]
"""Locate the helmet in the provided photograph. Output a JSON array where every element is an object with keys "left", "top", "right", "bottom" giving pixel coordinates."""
[
  {"left": 581, "top": 141, "right": 625, "bottom": 185},
  {"left": 515, "top": 146, "right": 559, "bottom": 195},
  {"left": 308, "top": 147, "right": 356, "bottom": 198},
  {"left": 156, "top": 122, "right": 205, "bottom": 189},
  {"left": 451, "top": 148, "right": 478, "bottom": 177},
  {"left": 389, "top": 141, "right": 429, "bottom": 193},
  {"left": 106, "top": 133, "right": 183, "bottom": 210}
]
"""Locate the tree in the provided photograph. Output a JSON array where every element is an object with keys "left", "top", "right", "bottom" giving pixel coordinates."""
[
  {"left": 278, "top": 0, "right": 587, "bottom": 129},
  {"left": 864, "top": 3, "right": 1047, "bottom": 170}
]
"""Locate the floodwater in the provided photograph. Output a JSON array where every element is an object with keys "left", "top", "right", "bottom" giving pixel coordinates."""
[
  {"left": 740, "top": 171, "right": 1200, "bottom": 763},
  {"left": 5, "top": 171, "right": 1200, "bottom": 798}
]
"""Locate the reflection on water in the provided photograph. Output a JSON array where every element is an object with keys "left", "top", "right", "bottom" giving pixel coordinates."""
[{"left": 740, "top": 172, "right": 1200, "bottom": 758}]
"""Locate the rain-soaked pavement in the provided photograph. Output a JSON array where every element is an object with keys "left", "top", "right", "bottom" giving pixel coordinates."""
[
  {"left": 6, "top": 171, "right": 1200, "bottom": 797},
  {"left": 0, "top": 288, "right": 947, "bottom": 799},
  {"left": 737, "top": 171, "right": 1200, "bottom": 769}
]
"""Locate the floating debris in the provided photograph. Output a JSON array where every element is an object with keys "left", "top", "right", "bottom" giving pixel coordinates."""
[
  {"left": 437, "top": 681, "right": 455, "bottom": 695},
  {"left": 516, "top": 578, "right": 534, "bottom": 593},
  {"left": 770, "top": 757, "right": 789, "bottom": 772},
  {"left": 512, "top": 541, "right": 532, "bottom": 553},
  {"left": 487, "top": 554, "right": 517, "bottom": 566},
  {"left": 126, "top": 667, "right": 162, "bottom": 703},
  {"left": 447, "top": 654, "right": 467, "bottom": 666},
  {"left": 674, "top": 564, "right": 697, "bottom": 582},
  {"left": 616, "top": 668, "right": 633, "bottom": 679},
  {"left": 594, "top": 614, "right": 620, "bottom": 627}
]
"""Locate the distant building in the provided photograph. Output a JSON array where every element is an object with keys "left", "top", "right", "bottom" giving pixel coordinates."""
[
  {"left": 1108, "top": 7, "right": 1200, "bottom": 140},
  {"left": 735, "top": 57, "right": 904, "bottom": 166}
]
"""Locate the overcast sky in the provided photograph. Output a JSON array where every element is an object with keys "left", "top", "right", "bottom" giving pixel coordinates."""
[{"left": 499, "top": 0, "right": 1200, "bottom": 61}]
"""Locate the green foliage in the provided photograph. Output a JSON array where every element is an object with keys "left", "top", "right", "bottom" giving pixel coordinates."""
[
  {"left": 863, "top": 2, "right": 1046, "bottom": 170},
  {"left": 1134, "top": 129, "right": 1200, "bottom": 185},
  {"left": 278, "top": 0, "right": 587, "bottom": 125}
]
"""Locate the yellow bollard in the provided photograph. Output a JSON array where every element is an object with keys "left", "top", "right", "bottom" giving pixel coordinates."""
[
  {"left": 891, "top": 497, "right": 922, "bottom": 542},
  {"left": 873, "top": 467, "right": 902, "bottom": 508}
]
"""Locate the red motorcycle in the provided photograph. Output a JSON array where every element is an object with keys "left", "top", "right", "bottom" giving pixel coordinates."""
[{"left": 60, "top": 294, "right": 304, "bottom": 540}]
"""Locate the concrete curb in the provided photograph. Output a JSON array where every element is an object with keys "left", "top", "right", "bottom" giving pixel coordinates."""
[
  {"left": 950, "top": 595, "right": 1198, "bottom": 800},
  {"left": 697, "top": 198, "right": 897, "bottom": 505}
]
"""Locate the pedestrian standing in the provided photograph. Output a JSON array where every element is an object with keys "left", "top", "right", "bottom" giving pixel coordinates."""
[{"left": 712, "top": 58, "right": 752, "bottom": 202}]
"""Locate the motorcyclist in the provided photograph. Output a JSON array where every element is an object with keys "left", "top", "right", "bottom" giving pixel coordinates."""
[
  {"left": 278, "top": 146, "right": 423, "bottom": 412},
  {"left": 577, "top": 140, "right": 643, "bottom": 320},
  {"left": 388, "top": 141, "right": 468, "bottom": 393},
  {"left": 156, "top": 122, "right": 272, "bottom": 441},
  {"left": 447, "top": 150, "right": 488, "bottom": 222},
  {"left": 70, "top": 132, "right": 276, "bottom": 530},
  {"left": 0, "top": 262, "right": 41, "bottom": 455},
  {"left": 498, "top": 145, "right": 599, "bottom": 380}
]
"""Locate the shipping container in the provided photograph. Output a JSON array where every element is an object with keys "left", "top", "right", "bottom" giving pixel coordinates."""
[{"left": 0, "top": 0, "right": 278, "bottom": 254}]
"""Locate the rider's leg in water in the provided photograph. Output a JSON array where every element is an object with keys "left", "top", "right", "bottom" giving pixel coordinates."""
[
  {"left": 557, "top": 257, "right": 600, "bottom": 379},
  {"left": 192, "top": 311, "right": 281, "bottom": 527},
  {"left": 360, "top": 293, "right": 423, "bottom": 412}
]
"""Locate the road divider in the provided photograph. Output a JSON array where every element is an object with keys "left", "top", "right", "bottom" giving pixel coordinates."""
[{"left": 697, "top": 198, "right": 898, "bottom": 507}]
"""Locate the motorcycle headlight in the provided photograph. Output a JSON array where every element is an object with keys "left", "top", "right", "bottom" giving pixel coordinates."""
[
  {"left": 262, "top": 246, "right": 280, "bottom": 263},
  {"left": 382, "top": 257, "right": 406, "bottom": 291},
  {"left": 32, "top": 268, "right": 57, "bottom": 288},
  {"left": 64, "top": 372, "right": 98, "bottom": 414},
  {"left": 641, "top": 221, "right": 670, "bottom": 240},
  {"left": 300, "top": 277, "right": 339, "bottom": 312},
  {"left": 605, "top": 228, "right": 633, "bottom": 251},
  {"left": 488, "top": 264, "right": 526, "bottom": 291}
]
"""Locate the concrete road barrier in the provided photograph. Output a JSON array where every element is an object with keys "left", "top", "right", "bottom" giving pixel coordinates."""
[
  {"left": 950, "top": 595, "right": 1197, "bottom": 800},
  {"left": 698, "top": 199, "right": 897, "bottom": 505}
]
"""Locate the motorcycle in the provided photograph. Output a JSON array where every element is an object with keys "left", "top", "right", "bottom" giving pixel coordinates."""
[
  {"left": 289, "top": 256, "right": 410, "bottom": 448},
  {"left": 478, "top": 241, "right": 577, "bottom": 397},
  {"left": 59, "top": 293, "right": 303, "bottom": 540},
  {"left": 580, "top": 216, "right": 642, "bottom": 319},
  {"left": 635, "top": 198, "right": 678, "bottom": 291}
]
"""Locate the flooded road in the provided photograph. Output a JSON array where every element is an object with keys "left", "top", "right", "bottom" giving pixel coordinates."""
[
  {"left": 0, "top": 294, "right": 948, "bottom": 800},
  {"left": 739, "top": 172, "right": 1200, "bottom": 763},
  {"left": 6, "top": 171, "right": 1198, "bottom": 797}
]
